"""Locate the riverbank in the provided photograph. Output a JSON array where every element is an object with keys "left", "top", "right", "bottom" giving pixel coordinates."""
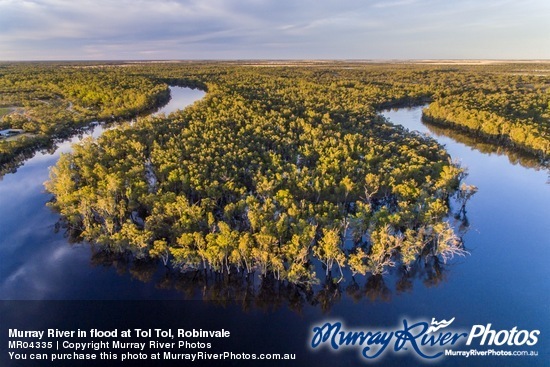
[
  {"left": 0, "top": 63, "right": 182, "bottom": 177},
  {"left": 422, "top": 112, "right": 549, "bottom": 168},
  {"left": 0, "top": 88, "right": 172, "bottom": 177}
]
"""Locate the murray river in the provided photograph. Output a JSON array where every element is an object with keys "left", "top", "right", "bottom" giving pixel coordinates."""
[{"left": 0, "top": 90, "right": 548, "bottom": 366}]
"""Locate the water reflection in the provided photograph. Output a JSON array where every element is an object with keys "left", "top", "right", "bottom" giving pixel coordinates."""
[
  {"left": 421, "top": 115, "right": 549, "bottom": 172},
  {"left": 84, "top": 244, "right": 452, "bottom": 312},
  {"left": 0, "top": 124, "right": 107, "bottom": 179},
  {"left": 0, "top": 87, "right": 205, "bottom": 300},
  {"left": 153, "top": 87, "right": 205, "bottom": 116},
  {"left": 382, "top": 106, "right": 548, "bottom": 174},
  {"left": 0, "top": 86, "right": 205, "bottom": 179}
]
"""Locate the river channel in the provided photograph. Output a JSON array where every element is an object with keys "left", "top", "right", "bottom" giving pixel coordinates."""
[
  {"left": 0, "top": 87, "right": 205, "bottom": 299},
  {"left": 0, "top": 94, "right": 547, "bottom": 366}
]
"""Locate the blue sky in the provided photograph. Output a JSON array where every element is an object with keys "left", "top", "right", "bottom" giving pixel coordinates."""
[{"left": 0, "top": 0, "right": 548, "bottom": 60}]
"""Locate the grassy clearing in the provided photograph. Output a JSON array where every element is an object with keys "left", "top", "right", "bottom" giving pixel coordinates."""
[
  {"left": 1, "top": 133, "right": 35, "bottom": 142},
  {"left": 0, "top": 107, "right": 11, "bottom": 117}
]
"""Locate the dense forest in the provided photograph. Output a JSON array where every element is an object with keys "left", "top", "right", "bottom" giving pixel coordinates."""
[
  {"left": 0, "top": 62, "right": 169, "bottom": 174},
  {"left": 422, "top": 71, "right": 549, "bottom": 159},
  {"left": 3, "top": 61, "right": 548, "bottom": 286}
]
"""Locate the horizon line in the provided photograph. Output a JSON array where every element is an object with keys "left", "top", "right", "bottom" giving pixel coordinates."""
[{"left": 1, "top": 58, "right": 550, "bottom": 63}]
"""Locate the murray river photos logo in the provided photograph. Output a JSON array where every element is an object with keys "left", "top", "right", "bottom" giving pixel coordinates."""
[{"left": 310, "top": 318, "right": 540, "bottom": 361}]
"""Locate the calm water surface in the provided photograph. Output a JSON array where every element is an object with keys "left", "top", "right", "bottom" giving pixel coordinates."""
[
  {"left": 0, "top": 100, "right": 548, "bottom": 366},
  {"left": 0, "top": 87, "right": 205, "bottom": 299}
]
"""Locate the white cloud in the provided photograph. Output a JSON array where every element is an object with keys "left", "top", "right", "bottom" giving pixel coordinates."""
[{"left": 0, "top": 0, "right": 548, "bottom": 59}]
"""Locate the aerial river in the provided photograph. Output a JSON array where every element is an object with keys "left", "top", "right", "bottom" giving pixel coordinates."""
[
  {"left": 0, "top": 96, "right": 547, "bottom": 366},
  {"left": 0, "top": 87, "right": 205, "bottom": 299}
]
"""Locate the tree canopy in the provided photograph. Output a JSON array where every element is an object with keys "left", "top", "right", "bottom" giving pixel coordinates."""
[
  {"left": 4, "top": 60, "right": 547, "bottom": 287},
  {"left": 43, "top": 62, "right": 491, "bottom": 286}
]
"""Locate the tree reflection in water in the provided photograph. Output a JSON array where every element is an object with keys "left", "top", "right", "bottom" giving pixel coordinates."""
[
  {"left": 85, "top": 246, "right": 454, "bottom": 313},
  {"left": 60, "top": 179, "right": 472, "bottom": 313},
  {"left": 422, "top": 118, "right": 549, "bottom": 172}
]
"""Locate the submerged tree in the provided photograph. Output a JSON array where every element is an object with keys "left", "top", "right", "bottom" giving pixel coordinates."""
[{"left": 313, "top": 228, "right": 346, "bottom": 281}]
